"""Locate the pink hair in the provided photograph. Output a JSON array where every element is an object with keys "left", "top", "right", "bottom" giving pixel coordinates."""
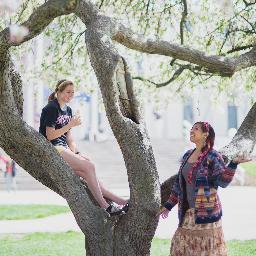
[{"left": 187, "top": 122, "right": 215, "bottom": 184}]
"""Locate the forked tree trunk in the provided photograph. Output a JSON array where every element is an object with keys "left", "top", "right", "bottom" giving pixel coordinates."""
[{"left": 82, "top": 20, "right": 160, "bottom": 254}]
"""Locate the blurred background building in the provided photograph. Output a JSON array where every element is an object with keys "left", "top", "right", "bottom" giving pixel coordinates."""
[{"left": 21, "top": 36, "right": 250, "bottom": 143}]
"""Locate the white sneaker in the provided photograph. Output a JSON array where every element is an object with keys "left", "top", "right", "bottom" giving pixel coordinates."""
[{"left": 105, "top": 203, "right": 125, "bottom": 216}]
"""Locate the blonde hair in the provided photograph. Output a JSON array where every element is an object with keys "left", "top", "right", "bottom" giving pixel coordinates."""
[{"left": 48, "top": 80, "right": 73, "bottom": 102}]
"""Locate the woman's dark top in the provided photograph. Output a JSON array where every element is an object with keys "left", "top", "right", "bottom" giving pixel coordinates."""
[
  {"left": 182, "top": 161, "right": 196, "bottom": 208},
  {"left": 39, "top": 99, "right": 72, "bottom": 147}
]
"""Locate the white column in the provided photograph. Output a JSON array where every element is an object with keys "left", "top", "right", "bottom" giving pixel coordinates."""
[
  {"left": 99, "top": 106, "right": 113, "bottom": 140},
  {"left": 89, "top": 89, "right": 99, "bottom": 141},
  {"left": 193, "top": 89, "right": 212, "bottom": 122},
  {"left": 144, "top": 101, "right": 154, "bottom": 138},
  {"left": 23, "top": 83, "right": 34, "bottom": 127},
  {"left": 23, "top": 51, "right": 34, "bottom": 127},
  {"left": 164, "top": 101, "right": 183, "bottom": 139},
  {"left": 33, "top": 35, "right": 45, "bottom": 130},
  {"left": 238, "top": 95, "right": 250, "bottom": 127}
]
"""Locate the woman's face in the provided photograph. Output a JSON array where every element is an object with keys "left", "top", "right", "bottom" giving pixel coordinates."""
[
  {"left": 58, "top": 84, "right": 74, "bottom": 103},
  {"left": 190, "top": 123, "right": 208, "bottom": 144}
]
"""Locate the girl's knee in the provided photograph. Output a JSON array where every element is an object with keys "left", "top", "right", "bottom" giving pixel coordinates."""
[
  {"left": 75, "top": 170, "right": 84, "bottom": 178},
  {"left": 85, "top": 161, "right": 95, "bottom": 172},
  {"left": 77, "top": 160, "right": 95, "bottom": 175}
]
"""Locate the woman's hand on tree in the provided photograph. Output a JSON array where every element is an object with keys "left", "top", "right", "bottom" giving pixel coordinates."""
[
  {"left": 161, "top": 208, "right": 170, "bottom": 219},
  {"left": 232, "top": 153, "right": 252, "bottom": 164},
  {"left": 156, "top": 206, "right": 170, "bottom": 219}
]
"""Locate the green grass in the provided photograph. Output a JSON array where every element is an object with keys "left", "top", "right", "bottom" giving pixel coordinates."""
[
  {"left": 0, "top": 232, "right": 256, "bottom": 256},
  {"left": 151, "top": 238, "right": 170, "bottom": 256},
  {"left": 241, "top": 162, "right": 256, "bottom": 177},
  {"left": 227, "top": 240, "right": 256, "bottom": 256},
  {"left": 0, "top": 232, "right": 84, "bottom": 256},
  {"left": 0, "top": 205, "right": 70, "bottom": 220}
]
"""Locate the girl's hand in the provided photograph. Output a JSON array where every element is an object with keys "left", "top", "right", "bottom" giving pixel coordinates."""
[
  {"left": 161, "top": 208, "right": 170, "bottom": 219},
  {"left": 232, "top": 153, "right": 252, "bottom": 164},
  {"left": 69, "top": 116, "right": 81, "bottom": 128},
  {"left": 156, "top": 206, "right": 170, "bottom": 219},
  {"left": 78, "top": 153, "right": 90, "bottom": 161}
]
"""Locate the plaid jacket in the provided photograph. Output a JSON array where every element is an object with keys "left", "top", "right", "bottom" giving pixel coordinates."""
[{"left": 164, "top": 149, "right": 238, "bottom": 226}]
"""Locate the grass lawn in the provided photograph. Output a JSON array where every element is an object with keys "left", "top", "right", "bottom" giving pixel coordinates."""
[
  {"left": 0, "top": 205, "right": 70, "bottom": 220},
  {"left": 0, "top": 232, "right": 84, "bottom": 256},
  {"left": 241, "top": 162, "right": 256, "bottom": 177},
  {"left": 1, "top": 232, "right": 256, "bottom": 256}
]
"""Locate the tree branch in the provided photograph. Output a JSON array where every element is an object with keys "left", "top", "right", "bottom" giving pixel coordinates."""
[
  {"left": 146, "top": 0, "right": 151, "bottom": 15},
  {"left": 0, "top": 0, "right": 78, "bottom": 50},
  {"left": 99, "top": 0, "right": 105, "bottom": 9},
  {"left": 112, "top": 23, "right": 256, "bottom": 77},
  {"left": 15, "top": 0, "right": 30, "bottom": 23},
  {"left": 226, "top": 44, "right": 254, "bottom": 54},
  {"left": 44, "top": 29, "right": 85, "bottom": 69},
  {"left": 9, "top": 60, "right": 24, "bottom": 116},
  {"left": 243, "top": 0, "right": 256, "bottom": 7},
  {"left": 220, "top": 102, "right": 256, "bottom": 159},
  {"left": 206, "top": 5, "right": 252, "bottom": 37},
  {"left": 180, "top": 0, "right": 188, "bottom": 45},
  {"left": 74, "top": 0, "right": 256, "bottom": 77},
  {"left": 133, "top": 61, "right": 214, "bottom": 88},
  {"left": 219, "top": 27, "right": 231, "bottom": 55},
  {"left": 133, "top": 65, "right": 188, "bottom": 88},
  {"left": 160, "top": 175, "right": 177, "bottom": 204},
  {"left": 240, "top": 15, "right": 256, "bottom": 33}
]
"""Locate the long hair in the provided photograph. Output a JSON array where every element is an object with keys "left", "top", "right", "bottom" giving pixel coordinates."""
[
  {"left": 48, "top": 79, "right": 73, "bottom": 102},
  {"left": 187, "top": 121, "right": 215, "bottom": 184}
]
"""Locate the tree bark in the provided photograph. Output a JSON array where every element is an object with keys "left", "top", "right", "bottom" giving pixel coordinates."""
[
  {"left": 112, "top": 26, "right": 256, "bottom": 76},
  {"left": 219, "top": 102, "right": 256, "bottom": 159},
  {"left": 0, "top": 50, "right": 114, "bottom": 254},
  {"left": 84, "top": 22, "right": 160, "bottom": 254}
]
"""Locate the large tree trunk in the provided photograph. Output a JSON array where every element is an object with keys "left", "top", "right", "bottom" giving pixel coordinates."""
[
  {"left": 0, "top": 52, "right": 115, "bottom": 255},
  {"left": 83, "top": 20, "right": 160, "bottom": 254}
]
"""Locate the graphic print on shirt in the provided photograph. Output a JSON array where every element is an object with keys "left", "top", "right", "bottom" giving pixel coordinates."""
[{"left": 56, "top": 115, "right": 71, "bottom": 125}]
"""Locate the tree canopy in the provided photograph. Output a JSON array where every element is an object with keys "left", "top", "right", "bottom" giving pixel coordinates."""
[{"left": 1, "top": 0, "right": 255, "bottom": 102}]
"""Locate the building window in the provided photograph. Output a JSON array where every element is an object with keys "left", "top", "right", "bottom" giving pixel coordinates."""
[
  {"left": 228, "top": 104, "right": 238, "bottom": 129},
  {"left": 183, "top": 100, "right": 194, "bottom": 124}
]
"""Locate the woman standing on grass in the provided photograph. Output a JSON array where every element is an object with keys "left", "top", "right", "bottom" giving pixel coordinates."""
[
  {"left": 39, "top": 79, "right": 128, "bottom": 216},
  {"left": 157, "top": 121, "right": 250, "bottom": 255}
]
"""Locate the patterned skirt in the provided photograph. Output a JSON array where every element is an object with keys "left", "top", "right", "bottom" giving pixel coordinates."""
[{"left": 170, "top": 208, "right": 227, "bottom": 256}]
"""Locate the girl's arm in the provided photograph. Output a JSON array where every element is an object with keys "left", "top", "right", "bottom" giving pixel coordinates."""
[
  {"left": 156, "top": 174, "right": 180, "bottom": 218},
  {"left": 46, "top": 116, "right": 81, "bottom": 141},
  {"left": 46, "top": 123, "right": 72, "bottom": 141},
  {"left": 211, "top": 151, "right": 251, "bottom": 188},
  {"left": 163, "top": 174, "right": 180, "bottom": 211}
]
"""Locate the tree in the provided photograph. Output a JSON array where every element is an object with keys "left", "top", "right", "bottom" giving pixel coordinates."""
[{"left": 0, "top": 0, "right": 255, "bottom": 255}]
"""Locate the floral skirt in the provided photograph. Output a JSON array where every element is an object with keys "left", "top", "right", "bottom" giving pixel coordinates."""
[{"left": 170, "top": 208, "right": 227, "bottom": 256}]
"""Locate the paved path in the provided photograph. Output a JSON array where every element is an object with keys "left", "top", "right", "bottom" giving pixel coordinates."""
[
  {"left": 0, "top": 139, "right": 185, "bottom": 191},
  {"left": 1, "top": 186, "right": 256, "bottom": 241}
]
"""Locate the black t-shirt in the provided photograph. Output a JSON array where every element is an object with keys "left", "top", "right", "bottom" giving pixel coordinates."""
[{"left": 39, "top": 99, "right": 72, "bottom": 147}]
